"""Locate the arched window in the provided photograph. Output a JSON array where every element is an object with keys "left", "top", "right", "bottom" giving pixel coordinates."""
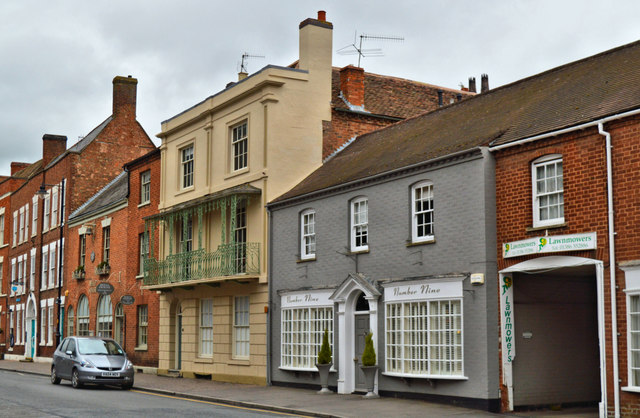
[
  {"left": 77, "top": 295, "right": 90, "bottom": 336},
  {"left": 67, "top": 306, "right": 75, "bottom": 337},
  {"left": 97, "top": 295, "right": 113, "bottom": 337},
  {"left": 114, "top": 303, "right": 124, "bottom": 346}
]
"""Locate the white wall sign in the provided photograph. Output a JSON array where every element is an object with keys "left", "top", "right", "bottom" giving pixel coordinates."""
[
  {"left": 503, "top": 232, "right": 596, "bottom": 258},
  {"left": 383, "top": 279, "right": 463, "bottom": 302},
  {"left": 281, "top": 289, "right": 334, "bottom": 308}
]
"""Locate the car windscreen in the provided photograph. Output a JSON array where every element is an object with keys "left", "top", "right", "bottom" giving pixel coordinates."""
[{"left": 77, "top": 339, "right": 124, "bottom": 355}]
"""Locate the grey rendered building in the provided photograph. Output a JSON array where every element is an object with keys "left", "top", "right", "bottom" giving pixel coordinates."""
[{"left": 267, "top": 101, "right": 499, "bottom": 411}]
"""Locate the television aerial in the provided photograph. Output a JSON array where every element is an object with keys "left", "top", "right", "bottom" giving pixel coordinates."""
[
  {"left": 337, "top": 32, "right": 404, "bottom": 67},
  {"left": 238, "top": 52, "right": 265, "bottom": 74}
]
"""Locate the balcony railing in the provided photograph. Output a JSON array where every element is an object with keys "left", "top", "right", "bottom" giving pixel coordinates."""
[{"left": 143, "top": 242, "right": 260, "bottom": 287}]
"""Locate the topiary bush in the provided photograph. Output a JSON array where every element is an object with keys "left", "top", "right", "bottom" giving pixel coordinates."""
[
  {"left": 362, "top": 331, "right": 376, "bottom": 366},
  {"left": 317, "top": 328, "right": 332, "bottom": 365}
]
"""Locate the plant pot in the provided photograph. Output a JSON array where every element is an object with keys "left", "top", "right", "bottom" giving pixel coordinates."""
[
  {"left": 360, "top": 365, "right": 379, "bottom": 398},
  {"left": 316, "top": 362, "right": 332, "bottom": 394}
]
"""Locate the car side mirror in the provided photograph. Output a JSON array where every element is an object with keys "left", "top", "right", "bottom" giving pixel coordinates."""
[{"left": 66, "top": 350, "right": 73, "bottom": 356}]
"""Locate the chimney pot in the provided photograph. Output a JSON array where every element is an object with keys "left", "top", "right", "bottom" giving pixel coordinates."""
[
  {"left": 468, "top": 77, "right": 476, "bottom": 93},
  {"left": 481, "top": 74, "right": 489, "bottom": 93},
  {"left": 318, "top": 10, "right": 326, "bottom": 21}
]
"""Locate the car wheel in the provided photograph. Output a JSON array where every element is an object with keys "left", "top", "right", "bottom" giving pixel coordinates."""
[
  {"left": 50, "top": 366, "right": 61, "bottom": 385},
  {"left": 71, "top": 369, "right": 83, "bottom": 389}
]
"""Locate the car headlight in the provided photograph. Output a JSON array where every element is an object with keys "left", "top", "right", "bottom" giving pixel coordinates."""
[
  {"left": 125, "top": 360, "right": 133, "bottom": 370},
  {"left": 80, "top": 359, "right": 95, "bottom": 368}
]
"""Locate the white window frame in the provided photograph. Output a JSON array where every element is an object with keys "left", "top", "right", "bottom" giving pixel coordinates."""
[
  {"left": 30, "top": 248, "right": 36, "bottom": 291},
  {"left": 10, "top": 258, "right": 16, "bottom": 296},
  {"left": 16, "top": 305, "right": 22, "bottom": 345},
  {"left": 300, "top": 209, "right": 316, "bottom": 260},
  {"left": 43, "top": 191, "right": 50, "bottom": 231},
  {"left": 350, "top": 197, "right": 369, "bottom": 252},
  {"left": 0, "top": 211, "right": 4, "bottom": 246},
  {"left": 97, "top": 295, "right": 112, "bottom": 338},
  {"left": 32, "top": 196, "right": 38, "bottom": 237},
  {"left": 231, "top": 121, "right": 248, "bottom": 172},
  {"left": 77, "top": 295, "right": 90, "bottom": 336},
  {"left": 140, "top": 170, "right": 151, "bottom": 204},
  {"left": 41, "top": 246, "right": 48, "bottom": 289},
  {"left": 199, "top": 299, "right": 213, "bottom": 357},
  {"left": 19, "top": 207, "right": 24, "bottom": 243},
  {"left": 233, "top": 296, "right": 250, "bottom": 359},
  {"left": 47, "top": 303, "right": 54, "bottom": 345},
  {"left": 280, "top": 305, "right": 333, "bottom": 370},
  {"left": 138, "top": 304, "right": 148, "bottom": 348},
  {"left": 49, "top": 242, "right": 56, "bottom": 288},
  {"left": 102, "top": 226, "right": 110, "bottom": 265},
  {"left": 24, "top": 204, "right": 29, "bottom": 239},
  {"left": 0, "top": 260, "right": 3, "bottom": 296},
  {"left": 385, "top": 299, "right": 464, "bottom": 378},
  {"left": 532, "top": 154, "right": 564, "bottom": 228},
  {"left": 51, "top": 187, "right": 58, "bottom": 228},
  {"left": 68, "top": 306, "right": 75, "bottom": 338},
  {"left": 181, "top": 144, "right": 194, "bottom": 189},
  {"left": 411, "top": 181, "right": 434, "bottom": 243},
  {"left": 139, "top": 232, "right": 149, "bottom": 276},
  {"left": 12, "top": 211, "right": 17, "bottom": 247},
  {"left": 40, "top": 305, "right": 46, "bottom": 345}
]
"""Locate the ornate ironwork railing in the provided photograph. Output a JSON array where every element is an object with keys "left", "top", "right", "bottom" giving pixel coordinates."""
[{"left": 143, "top": 242, "right": 260, "bottom": 286}]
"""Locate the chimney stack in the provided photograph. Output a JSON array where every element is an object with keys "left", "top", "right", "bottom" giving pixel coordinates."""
[
  {"left": 468, "top": 77, "right": 476, "bottom": 93},
  {"left": 238, "top": 72, "right": 248, "bottom": 81},
  {"left": 339, "top": 65, "right": 365, "bottom": 108},
  {"left": 10, "top": 162, "right": 30, "bottom": 176},
  {"left": 42, "top": 134, "right": 67, "bottom": 168},
  {"left": 112, "top": 75, "right": 138, "bottom": 119},
  {"left": 481, "top": 74, "right": 489, "bottom": 93}
]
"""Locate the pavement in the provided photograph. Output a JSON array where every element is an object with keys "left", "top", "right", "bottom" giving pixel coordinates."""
[{"left": 0, "top": 358, "right": 598, "bottom": 417}]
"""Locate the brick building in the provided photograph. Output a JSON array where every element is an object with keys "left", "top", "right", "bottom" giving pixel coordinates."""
[
  {"left": 3, "top": 75, "right": 155, "bottom": 362},
  {"left": 485, "top": 41, "right": 640, "bottom": 416},
  {"left": 66, "top": 149, "right": 160, "bottom": 367}
]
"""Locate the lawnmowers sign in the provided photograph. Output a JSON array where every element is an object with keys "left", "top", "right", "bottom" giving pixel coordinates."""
[{"left": 503, "top": 232, "right": 596, "bottom": 258}]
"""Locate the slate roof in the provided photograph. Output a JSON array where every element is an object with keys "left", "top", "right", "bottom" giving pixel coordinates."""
[
  {"left": 69, "top": 171, "right": 128, "bottom": 222},
  {"left": 272, "top": 40, "right": 640, "bottom": 204},
  {"left": 331, "top": 68, "right": 473, "bottom": 119}
]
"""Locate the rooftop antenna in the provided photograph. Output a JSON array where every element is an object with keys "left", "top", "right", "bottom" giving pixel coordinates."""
[
  {"left": 239, "top": 52, "right": 265, "bottom": 73},
  {"left": 337, "top": 32, "right": 404, "bottom": 67}
]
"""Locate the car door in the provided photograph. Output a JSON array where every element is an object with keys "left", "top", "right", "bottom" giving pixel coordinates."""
[{"left": 59, "top": 338, "right": 76, "bottom": 378}]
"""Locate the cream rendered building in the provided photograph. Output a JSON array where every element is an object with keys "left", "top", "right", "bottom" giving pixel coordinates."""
[{"left": 144, "top": 14, "right": 333, "bottom": 384}]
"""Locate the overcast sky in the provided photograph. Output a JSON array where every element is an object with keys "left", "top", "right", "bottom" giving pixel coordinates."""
[{"left": 1, "top": 0, "right": 640, "bottom": 176}]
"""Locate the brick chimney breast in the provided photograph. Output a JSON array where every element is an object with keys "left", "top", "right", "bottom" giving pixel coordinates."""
[
  {"left": 42, "top": 134, "right": 67, "bottom": 168},
  {"left": 339, "top": 65, "right": 365, "bottom": 108},
  {"left": 112, "top": 75, "right": 138, "bottom": 119}
]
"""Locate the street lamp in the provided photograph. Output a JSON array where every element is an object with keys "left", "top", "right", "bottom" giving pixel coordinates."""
[{"left": 36, "top": 178, "right": 65, "bottom": 348}]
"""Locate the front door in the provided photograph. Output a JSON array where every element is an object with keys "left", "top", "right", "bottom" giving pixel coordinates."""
[
  {"left": 354, "top": 314, "right": 370, "bottom": 391},
  {"left": 30, "top": 320, "right": 35, "bottom": 357}
]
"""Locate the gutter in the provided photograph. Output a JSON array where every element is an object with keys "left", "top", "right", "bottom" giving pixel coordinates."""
[{"left": 490, "top": 108, "right": 640, "bottom": 418}]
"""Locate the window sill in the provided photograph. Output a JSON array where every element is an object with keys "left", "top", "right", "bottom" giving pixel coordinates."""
[
  {"left": 175, "top": 186, "right": 194, "bottom": 197},
  {"left": 224, "top": 167, "right": 250, "bottom": 180},
  {"left": 622, "top": 386, "right": 640, "bottom": 393},
  {"left": 350, "top": 249, "right": 369, "bottom": 255},
  {"left": 194, "top": 356, "right": 213, "bottom": 364},
  {"left": 297, "top": 257, "right": 316, "bottom": 263},
  {"left": 382, "top": 371, "right": 468, "bottom": 380},
  {"left": 136, "top": 274, "right": 144, "bottom": 280},
  {"left": 228, "top": 358, "right": 250, "bottom": 366},
  {"left": 134, "top": 345, "right": 148, "bottom": 352},
  {"left": 526, "top": 222, "right": 567, "bottom": 232},
  {"left": 406, "top": 238, "right": 435, "bottom": 247},
  {"left": 279, "top": 366, "right": 336, "bottom": 372},
  {"left": 137, "top": 201, "right": 150, "bottom": 209},
  {"left": 0, "top": 243, "right": 8, "bottom": 249}
]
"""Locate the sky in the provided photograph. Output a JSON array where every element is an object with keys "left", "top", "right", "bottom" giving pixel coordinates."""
[{"left": 1, "top": 0, "right": 640, "bottom": 176}]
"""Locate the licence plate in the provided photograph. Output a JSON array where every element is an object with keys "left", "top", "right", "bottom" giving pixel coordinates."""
[{"left": 101, "top": 372, "right": 120, "bottom": 377}]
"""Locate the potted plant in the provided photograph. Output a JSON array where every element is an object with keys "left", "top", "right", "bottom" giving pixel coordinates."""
[
  {"left": 72, "top": 265, "right": 85, "bottom": 280},
  {"left": 360, "top": 331, "right": 379, "bottom": 398},
  {"left": 95, "top": 261, "right": 110, "bottom": 276},
  {"left": 316, "top": 328, "right": 333, "bottom": 394}
]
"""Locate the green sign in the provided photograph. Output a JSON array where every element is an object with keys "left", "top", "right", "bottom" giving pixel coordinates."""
[{"left": 503, "top": 232, "right": 596, "bottom": 258}]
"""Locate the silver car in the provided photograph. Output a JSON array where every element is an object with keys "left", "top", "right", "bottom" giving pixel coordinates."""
[{"left": 51, "top": 336, "right": 134, "bottom": 389}]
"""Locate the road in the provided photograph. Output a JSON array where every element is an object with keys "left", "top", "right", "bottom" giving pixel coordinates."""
[{"left": 0, "top": 369, "right": 304, "bottom": 417}]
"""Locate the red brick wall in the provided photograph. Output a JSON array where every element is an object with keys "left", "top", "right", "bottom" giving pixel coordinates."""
[
  {"left": 495, "top": 116, "right": 640, "bottom": 414},
  {"left": 322, "top": 109, "right": 395, "bottom": 159}
]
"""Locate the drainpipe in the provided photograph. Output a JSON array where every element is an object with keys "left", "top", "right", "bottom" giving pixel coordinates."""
[
  {"left": 599, "top": 122, "right": 620, "bottom": 418},
  {"left": 266, "top": 207, "right": 273, "bottom": 386}
]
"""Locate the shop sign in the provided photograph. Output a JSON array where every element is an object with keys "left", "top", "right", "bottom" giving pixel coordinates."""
[
  {"left": 384, "top": 279, "right": 462, "bottom": 302},
  {"left": 503, "top": 232, "right": 596, "bottom": 258},
  {"left": 120, "top": 295, "right": 135, "bottom": 305},
  {"left": 96, "top": 282, "right": 115, "bottom": 295},
  {"left": 281, "top": 289, "right": 334, "bottom": 308}
]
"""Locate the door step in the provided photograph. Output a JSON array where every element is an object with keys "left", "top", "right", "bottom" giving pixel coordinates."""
[
  {"left": 20, "top": 357, "right": 34, "bottom": 363},
  {"left": 160, "top": 369, "right": 182, "bottom": 378}
]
